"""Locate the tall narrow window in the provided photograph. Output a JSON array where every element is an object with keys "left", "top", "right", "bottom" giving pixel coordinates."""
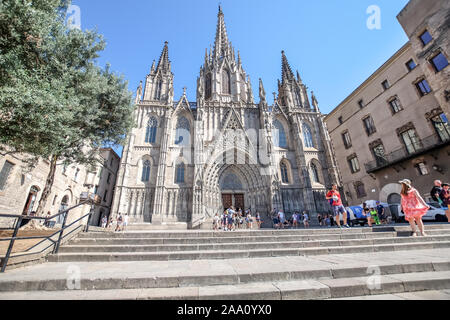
[
  {"left": 348, "top": 155, "right": 360, "bottom": 174},
  {"left": 175, "top": 116, "right": 190, "bottom": 145},
  {"left": 142, "top": 160, "right": 150, "bottom": 182},
  {"left": 342, "top": 131, "right": 352, "bottom": 149},
  {"left": 363, "top": 116, "right": 376, "bottom": 136},
  {"left": 155, "top": 79, "right": 162, "bottom": 100},
  {"left": 310, "top": 163, "right": 320, "bottom": 183},
  {"left": 358, "top": 99, "right": 364, "bottom": 109},
  {"left": 303, "top": 124, "right": 315, "bottom": 148},
  {"left": 401, "top": 129, "right": 421, "bottom": 154},
  {"left": 222, "top": 69, "right": 230, "bottom": 94},
  {"left": 382, "top": 80, "right": 390, "bottom": 90},
  {"left": 273, "top": 120, "right": 287, "bottom": 148},
  {"left": 205, "top": 74, "right": 212, "bottom": 100},
  {"left": 175, "top": 163, "right": 185, "bottom": 183},
  {"left": 431, "top": 113, "right": 450, "bottom": 142},
  {"left": 355, "top": 182, "right": 367, "bottom": 198},
  {"left": 145, "top": 117, "right": 158, "bottom": 143},
  {"left": 0, "top": 161, "right": 14, "bottom": 191},
  {"left": 280, "top": 162, "right": 289, "bottom": 184},
  {"left": 406, "top": 59, "right": 416, "bottom": 71}
]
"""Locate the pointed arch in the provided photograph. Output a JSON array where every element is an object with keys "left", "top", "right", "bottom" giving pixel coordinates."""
[
  {"left": 303, "top": 123, "right": 314, "bottom": 148},
  {"left": 174, "top": 116, "right": 191, "bottom": 146},
  {"left": 279, "top": 158, "right": 293, "bottom": 185},
  {"left": 141, "top": 160, "right": 151, "bottom": 182},
  {"left": 145, "top": 116, "right": 158, "bottom": 143},
  {"left": 205, "top": 73, "right": 212, "bottom": 100},
  {"left": 309, "top": 159, "right": 324, "bottom": 186},
  {"left": 155, "top": 78, "right": 163, "bottom": 100},
  {"left": 175, "top": 162, "right": 185, "bottom": 184},
  {"left": 272, "top": 119, "right": 288, "bottom": 148},
  {"left": 222, "top": 69, "right": 231, "bottom": 94}
]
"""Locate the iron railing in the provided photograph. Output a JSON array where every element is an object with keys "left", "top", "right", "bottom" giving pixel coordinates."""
[
  {"left": 365, "top": 134, "right": 450, "bottom": 173},
  {"left": 0, "top": 199, "right": 95, "bottom": 272}
]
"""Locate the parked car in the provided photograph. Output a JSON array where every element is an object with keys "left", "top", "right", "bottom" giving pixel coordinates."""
[
  {"left": 393, "top": 203, "right": 447, "bottom": 222},
  {"left": 345, "top": 206, "right": 366, "bottom": 227}
]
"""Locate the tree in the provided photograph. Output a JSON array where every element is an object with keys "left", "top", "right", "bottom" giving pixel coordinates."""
[{"left": 0, "top": 0, "right": 134, "bottom": 218}]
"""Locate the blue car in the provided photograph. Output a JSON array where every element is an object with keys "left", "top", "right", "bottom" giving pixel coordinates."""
[{"left": 346, "top": 206, "right": 368, "bottom": 227}]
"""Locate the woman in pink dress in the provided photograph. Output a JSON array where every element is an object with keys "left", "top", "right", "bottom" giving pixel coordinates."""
[{"left": 399, "top": 179, "right": 429, "bottom": 237}]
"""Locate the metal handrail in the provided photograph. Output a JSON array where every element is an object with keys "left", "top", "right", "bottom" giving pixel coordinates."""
[{"left": 0, "top": 200, "right": 95, "bottom": 273}]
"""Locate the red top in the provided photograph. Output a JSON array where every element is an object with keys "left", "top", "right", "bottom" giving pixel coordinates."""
[{"left": 326, "top": 190, "right": 342, "bottom": 206}]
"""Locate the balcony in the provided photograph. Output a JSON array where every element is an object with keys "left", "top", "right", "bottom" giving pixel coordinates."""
[{"left": 365, "top": 133, "right": 449, "bottom": 173}]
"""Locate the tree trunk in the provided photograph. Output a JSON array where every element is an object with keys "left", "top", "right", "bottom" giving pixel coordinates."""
[{"left": 36, "top": 155, "right": 58, "bottom": 217}]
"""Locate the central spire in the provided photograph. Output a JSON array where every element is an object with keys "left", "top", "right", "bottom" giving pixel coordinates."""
[
  {"left": 281, "top": 50, "right": 295, "bottom": 85},
  {"left": 156, "top": 41, "right": 171, "bottom": 73},
  {"left": 213, "top": 5, "right": 231, "bottom": 60}
]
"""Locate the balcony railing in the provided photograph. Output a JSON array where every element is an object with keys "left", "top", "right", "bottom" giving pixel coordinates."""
[{"left": 365, "top": 133, "right": 449, "bottom": 173}]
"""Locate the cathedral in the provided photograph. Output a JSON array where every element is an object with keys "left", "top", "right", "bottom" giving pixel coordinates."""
[{"left": 110, "top": 7, "right": 341, "bottom": 229}]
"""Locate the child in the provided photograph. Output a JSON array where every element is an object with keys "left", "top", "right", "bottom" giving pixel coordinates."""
[
  {"left": 255, "top": 212, "right": 262, "bottom": 229},
  {"left": 292, "top": 212, "right": 298, "bottom": 228},
  {"left": 213, "top": 213, "right": 220, "bottom": 231},
  {"left": 370, "top": 208, "right": 381, "bottom": 225}
]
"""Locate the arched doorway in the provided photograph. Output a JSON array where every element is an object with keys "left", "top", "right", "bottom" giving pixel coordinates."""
[
  {"left": 57, "top": 195, "right": 69, "bottom": 224},
  {"left": 22, "top": 186, "right": 39, "bottom": 215},
  {"left": 220, "top": 171, "right": 246, "bottom": 211},
  {"left": 387, "top": 193, "right": 401, "bottom": 221}
]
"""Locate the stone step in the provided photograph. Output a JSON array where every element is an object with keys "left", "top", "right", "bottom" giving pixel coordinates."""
[
  {"left": 2, "top": 253, "right": 450, "bottom": 292},
  {"left": 48, "top": 240, "right": 450, "bottom": 262},
  {"left": 76, "top": 225, "right": 450, "bottom": 239},
  {"left": 69, "top": 230, "right": 450, "bottom": 245},
  {"left": 1, "top": 270, "right": 450, "bottom": 300},
  {"left": 59, "top": 235, "right": 450, "bottom": 253}
]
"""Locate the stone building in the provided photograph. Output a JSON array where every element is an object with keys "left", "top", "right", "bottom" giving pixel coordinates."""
[
  {"left": 324, "top": 41, "right": 449, "bottom": 215},
  {"left": 0, "top": 148, "right": 119, "bottom": 228},
  {"left": 111, "top": 7, "right": 340, "bottom": 229},
  {"left": 397, "top": 0, "right": 450, "bottom": 117}
]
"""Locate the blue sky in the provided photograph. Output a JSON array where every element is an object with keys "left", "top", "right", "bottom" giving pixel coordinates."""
[{"left": 71, "top": 0, "right": 410, "bottom": 155}]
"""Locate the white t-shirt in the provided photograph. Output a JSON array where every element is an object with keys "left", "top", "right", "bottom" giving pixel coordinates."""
[
  {"left": 123, "top": 215, "right": 129, "bottom": 224},
  {"left": 278, "top": 211, "right": 285, "bottom": 222},
  {"left": 303, "top": 214, "right": 309, "bottom": 222}
]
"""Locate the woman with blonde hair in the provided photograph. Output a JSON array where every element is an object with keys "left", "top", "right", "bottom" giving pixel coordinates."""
[{"left": 399, "top": 179, "right": 429, "bottom": 236}]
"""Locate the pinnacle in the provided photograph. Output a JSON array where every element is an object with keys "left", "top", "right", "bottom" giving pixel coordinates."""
[
  {"left": 156, "top": 41, "right": 170, "bottom": 73},
  {"left": 281, "top": 50, "right": 295, "bottom": 85}
]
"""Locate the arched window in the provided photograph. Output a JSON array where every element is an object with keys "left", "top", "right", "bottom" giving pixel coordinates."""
[
  {"left": 280, "top": 162, "right": 289, "bottom": 184},
  {"left": 175, "top": 163, "right": 185, "bottom": 183},
  {"left": 175, "top": 116, "right": 190, "bottom": 145},
  {"left": 303, "top": 123, "right": 314, "bottom": 148},
  {"left": 273, "top": 120, "right": 287, "bottom": 148},
  {"left": 205, "top": 73, "right": 212, "bottom": 100},
  {"left": 222, "top": 69, "right": 230, "bottom": 94},
  {"left": 294, "top": 89, "right": 301, "bottom": 107},
  {"left": 141, "top": 160, "right": 151, "bottom": 182},
  {"left": 155, "top": 79, "right": 162, "bottom": 100},
  {"left": 310, "top": 163, "right": 320, "bottom": 183},
  {"left": 145, "top": 117, "right": 158, "bottom": 143}
]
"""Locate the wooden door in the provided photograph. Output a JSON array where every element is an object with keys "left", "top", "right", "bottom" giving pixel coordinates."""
[
  {"left": 234, "top": 194, "right": 245, "bottom": 211},
  {"left": 222, "top": 194, "right": 232, "bottom": 210}
]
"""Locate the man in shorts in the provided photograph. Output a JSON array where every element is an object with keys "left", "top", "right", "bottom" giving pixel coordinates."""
[{"left": 326, "top": 184, "right": 350, "bottom": 228}]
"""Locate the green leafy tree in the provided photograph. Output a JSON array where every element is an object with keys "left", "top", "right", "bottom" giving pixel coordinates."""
[{"left": 0, "top": 0, "right": 134, "bottom": 217}]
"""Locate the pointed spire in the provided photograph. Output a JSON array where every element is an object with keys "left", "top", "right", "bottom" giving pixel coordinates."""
[
  {"left": 311, "top": 91, "right": 319, "bottom": 112},
  {"left": 213, "top": 5, "right": 230, "bottom": 59},
  {"left": 281, "top": 50, "right": 295, "bottom": 85},
  {"left": 151, "top": 60, "right": 156, "bottom": 73},
  {"left": 296, "top": 69, "right": 303, "bottom": 83},
  {"left": 156, "top": 41, "right": 170, "bottom": 73},
  {"left": 259, "top": 78, "right": 266, "bottom": 104},
  {"left": 237, "top": 50, "right": 241, "bottom": 66}
]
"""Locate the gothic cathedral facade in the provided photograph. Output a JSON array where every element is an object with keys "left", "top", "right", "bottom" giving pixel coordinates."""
[{"left": 111, "top": 7, "right": 341, "bottom": 228}]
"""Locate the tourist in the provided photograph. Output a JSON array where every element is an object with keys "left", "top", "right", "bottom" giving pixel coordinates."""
[
  {"left": 234, "top": 213, "right": 240, "bottom": 231},
  {"left": 227, "top": 207, "right": 234, "bottom": 231},
  {"left": 370, "top": 207, "right": 381, "bottom": 226},
  {"left": 272, "top": 210, "right": 280, "bottom": 229},
  {"left": 246, "top": 211, "right": 253, "bottom": 229},
  {"left": 213, "top": 213, "right": 220, "bottom": 231},
  {"left": 440, "top": 183, "right": 450, "bottom": 222},
  {"left": 255, "top": 212, "right": 262, "bottom": 229},
  {"left": 376, "top": 201, "right": 387, "bottom": 225},
  {"left": 303, "top": 211, "right": 310, "bottom": 229},
  {"left": 101, "top": 215, "right": 108, "bottom": 228},
  {"left": 292, "top": 212, "right": 299, "bottom": 228},
  {"left": 326, "top": 184, "right": 350, "bottom": 228},
  {"left": 363, "top": 203, "right": 372, "bottom": 227},
  {"left": 115, "top": 213, "right": 123, "bottom": 232},
  {"left": 317, "top": 213, "right": 323, "bottom": 227},
  {"left": 123, "top": 214, "right": 129, "bottom": 231},
  {"left": 222, "top": 209, "right": 228, "bottom": 231},
  {"left": 430, "top": 180, "right": 444, "bottom": 206},
  {"left": 399, "top": 179, "right": 428, "bottom": 237},
  {"left": 325, "top": 214, "right": 331, "bottom": 227},
  {"left": 278, "top": 209, "right": 285, "bottom": 229}
]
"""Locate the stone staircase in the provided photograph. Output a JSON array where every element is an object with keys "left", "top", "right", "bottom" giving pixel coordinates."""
[{"left": 0, "top": 224, "right": 450, "bottom": 300}]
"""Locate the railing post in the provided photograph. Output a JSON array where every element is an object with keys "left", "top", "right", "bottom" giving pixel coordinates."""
[
  {"left": 84, "top": 204, "right": 94, "bottom": 233},
  {"left": 1, "top": 216, "right": 23, "bottom": 273},
  {"left": 53, "top": 210, "right": 69, "bottom": 254}
]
